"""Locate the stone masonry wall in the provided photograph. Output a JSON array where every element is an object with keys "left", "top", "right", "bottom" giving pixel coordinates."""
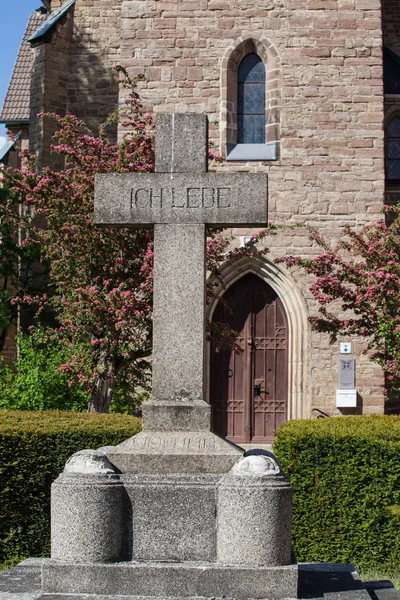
[
  {"left": 30, "top": 1, "right": 121, "bottom": 157},
  {"left": 382, "top": 0, "right": 400, "bottom": 54},
  {"left": 29, "top": 11, "right": 71, "bottom": 169},
  {"left": 29, "top": 44, "right": 46, "bottom": 166},
  {"left": 384, "top": 98, "right": 400, "bottom": 214},
  {"left": 119, "top": 0, "right": 385, "bottom": 417},
  {"left": 30, "top": 0, "right": 386, "bottom": 418},
  {"left": 382, "top": 0, "right": 400, "bottom": 240},
  {"left": 66, "top": 0, "right": 121, "bottom": 140}
]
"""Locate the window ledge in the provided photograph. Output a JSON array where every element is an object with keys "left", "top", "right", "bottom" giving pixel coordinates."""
[{"left": 225, "top": 142, "right": 277, "bottom": 161}]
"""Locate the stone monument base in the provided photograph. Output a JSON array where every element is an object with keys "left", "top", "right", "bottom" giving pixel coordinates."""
[
  {"left": 3, "top": 558, "right": 398, "bottom": 600},
  {"left": 41, "top": 560, "right": 299, "bottom": 600},
  {"left": 48, "top": 451, "right": 296, "bottom": 600},
  {"left": 106, "top": 429, "right": 243, "bottom": 474}
]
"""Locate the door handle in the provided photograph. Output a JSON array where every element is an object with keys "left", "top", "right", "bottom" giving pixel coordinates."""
[
  {"left": 254, "top": 383, "right": 262, "bottom": 397},
  {"left": 253, "top": 379, "right": 264, "bottom": 398}
]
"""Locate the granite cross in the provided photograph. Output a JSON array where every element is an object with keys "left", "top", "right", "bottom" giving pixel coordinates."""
[{"left": 94, "top": 114, "right": 268, "bottom": 473}]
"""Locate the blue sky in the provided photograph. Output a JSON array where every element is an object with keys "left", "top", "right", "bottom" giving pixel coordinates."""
[{"left": 0, "top": 0, "right": 43, "bottom": 146}]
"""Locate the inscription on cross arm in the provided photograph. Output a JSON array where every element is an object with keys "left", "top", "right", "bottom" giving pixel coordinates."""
[
  {"left": 131, "top": 185, "right": 231, "bottom": 209},
  {"left": 95, "top": 172, "right": 267, "bottom": 227}
]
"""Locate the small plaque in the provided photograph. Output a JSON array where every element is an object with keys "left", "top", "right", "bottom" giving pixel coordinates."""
[
  {"left": 340, "top": 342, "right": 352, "bottom": 354},
  {"left": 336, "top": 389, "right": 357, "bottom": 408},
  {"left": 339, "top": 358, "right": 355, "bottom": 389}
]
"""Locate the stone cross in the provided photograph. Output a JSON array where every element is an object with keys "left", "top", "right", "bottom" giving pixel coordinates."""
[{"left": 94, "top": 114, "right": 268, "bottom": 473}]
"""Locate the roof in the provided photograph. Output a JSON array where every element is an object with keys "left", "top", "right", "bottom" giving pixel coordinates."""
[
  {"left": 384, "top": 47, "right": 400, "bottom": 95},
  {"left": 27, "top": 0, "right": 75, "bottom": 45},
  {"left": 0, "top": 132, "right": 22, "bottom": 163},
  {"left": 0, "top": 12, "right": 46, "bottom": 124}
]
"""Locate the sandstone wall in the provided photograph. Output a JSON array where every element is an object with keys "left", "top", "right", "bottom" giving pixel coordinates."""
[
  {"left": 119, "top": 0, "right": 385, "bottom": 416},
  {"left": 27, "top": 0, "right": 387, "bottom": 417},
  {"left": 66, "top": 0, "right": 121, "bottom": 139},
  {"left": 29, "top": 0, "right": 121, "bottom": 156},
  {"left": 29, "top": 11, "right": 71, "bottom": 169},
  {"left": 382, "top": 0, "right": 400, "bottom": 54}
]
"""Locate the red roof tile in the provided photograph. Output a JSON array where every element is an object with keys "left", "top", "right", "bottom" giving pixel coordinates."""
[{"left": 0, "top": 12, "right": 46, "bottom": 123}]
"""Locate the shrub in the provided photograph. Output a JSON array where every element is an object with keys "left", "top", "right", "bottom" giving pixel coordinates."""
[
  {"left": 0, "top": 331, "right": 146, "bottom": 414},
  {"left": 0, "top": 410, "right": 141, "bottom": 564},
  {"left": 0, "top": 333, "right": 89, "bottom": 412},
  {"left": 273, "top": 415, "right": 400, "bottom": 571}
]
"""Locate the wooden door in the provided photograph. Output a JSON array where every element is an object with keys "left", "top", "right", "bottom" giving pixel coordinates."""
[{"left": 210, "top": 274, "right": 288, "bottom": 443}]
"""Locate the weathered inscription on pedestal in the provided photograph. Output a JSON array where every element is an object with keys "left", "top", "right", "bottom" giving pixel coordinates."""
[{"left": 95, "top": 172, "right": 268, "bottom": 227}]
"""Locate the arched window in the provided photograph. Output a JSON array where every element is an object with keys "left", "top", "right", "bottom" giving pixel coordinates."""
[
  {"left": 387, "top": 117, "right": 400, "bottom": 183},
  {"left": 237, "top": 54, "right": 265, "bottom": 144},
  {"left": 221, "top": 37, "right": 281, "bottom": 161}
]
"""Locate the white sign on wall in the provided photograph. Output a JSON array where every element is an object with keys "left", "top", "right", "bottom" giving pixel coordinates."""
[{"left": 340, "top": 342, "right": 352, "bottom": 354}]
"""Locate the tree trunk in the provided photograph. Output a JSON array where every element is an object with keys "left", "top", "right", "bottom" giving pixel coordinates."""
[
  {"left": 88, "top": 376, "right": 114, "bottom": 413},
  {"left": 0, "top": 327, "right": 7, "bottom": 354}
]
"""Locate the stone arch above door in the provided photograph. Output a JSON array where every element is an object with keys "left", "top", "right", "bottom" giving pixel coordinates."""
[{"left": 206, "top": 255, "right": 310, "bottom": 424}]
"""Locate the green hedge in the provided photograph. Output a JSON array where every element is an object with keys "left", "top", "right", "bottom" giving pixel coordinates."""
[
  {"left": 274, "top": 415, "right": 400, "bottom": 571},
  {"left": 4, "top": 411, "right": 399, "bottom": 570},
  {"left": 0, "top": 409, "right": 141, "bottom": 564}
]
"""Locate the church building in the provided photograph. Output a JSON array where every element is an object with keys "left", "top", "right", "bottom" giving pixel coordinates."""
[{"left": 1, "top": 0, "right": 399, "bottom": 442}]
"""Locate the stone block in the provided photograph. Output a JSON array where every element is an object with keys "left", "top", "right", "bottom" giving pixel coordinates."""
[
  {"left": 94, "top": 172, "right": 269, "bottom": 227},
  {"left": 155, "top": 113, "right": 207, "bottom": 174},
  {"left": 217, "top": 458, "right": 293, "bottom": 567},
  {"left": 106, "top": 430, "right": 243, "bottom": 474},
  {"left": 8, "top": 559, "right": 400, "bottom": 600},
  {"left": 152, "top": 223, "right": 206, "bottom": 405},
  {"left": 142, "top": 400, "right": 211, "bottom": 431},
  {"left": 51, "top": 473, "right": 125, "bottom": 563},
  {"left": 124, "top": 474, "right": 219, "bottom": 561},
  {"left": 41, "top": 560, "right": 299, "bottom": 599},
  {"left": 298, "top": 562, "right": 372, "bottom": 600}
]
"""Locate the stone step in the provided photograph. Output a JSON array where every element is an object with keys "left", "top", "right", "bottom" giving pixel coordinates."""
[
  {"left": 41, "top": 596, "right": 238, "bottom": 600},
  {"left": 41, "top": 560, "right": 298, "bottom": 600},
  {"left": 3, "top": 559, "right": 400, "bottom": 600}
]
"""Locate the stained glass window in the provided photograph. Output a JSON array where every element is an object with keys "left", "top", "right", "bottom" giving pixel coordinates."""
[
  {"left": 387, "top": 117, "right": 400, "bottom": 182},
  {"left": 237, "top": 54, "right": 266, "bottom": 144}
]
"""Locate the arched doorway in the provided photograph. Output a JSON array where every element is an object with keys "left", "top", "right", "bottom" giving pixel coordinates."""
[{"left": 210, "top": 273, "right": 288, "bottom": 443}]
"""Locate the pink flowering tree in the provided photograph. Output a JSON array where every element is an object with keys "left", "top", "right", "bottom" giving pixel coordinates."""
[
  {"left": 7, "top": 70, "right": 155, "bottom": 412},
  {"left": 5, "top": 67, "right": 271, "bottom": 413},
  {"left": 277, "top": 213, "right": 400, "bottom": 399}
]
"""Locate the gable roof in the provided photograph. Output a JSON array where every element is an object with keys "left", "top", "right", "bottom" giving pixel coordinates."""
[
  {"left": 27, "top": 0, "right": 75, "bottom": 45},
  {"left": 384, "top": 47, "right": 400, "bottom": 95},
  {"left": 0, "top": 12, "right": 46, "bottom": 124}
]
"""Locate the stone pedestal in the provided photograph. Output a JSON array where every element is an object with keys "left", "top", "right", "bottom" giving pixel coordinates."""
[
  {"left": 45, "top": 451, "right": 299, "bottom": 600},
  {"left": 217, "top": 457, "right": 293, "bottom": 567},
  {"left": 42, "top": 560, "right": 298, "bottom": 600},
  {"left": 51, "top": 472, "right": 125, "bottom": 563},
  {"left": 107, "top": 429, "right": 243, "bottom": 474},
  {"left": 124, "top": 474, "right": 219, "bottom": 562}
]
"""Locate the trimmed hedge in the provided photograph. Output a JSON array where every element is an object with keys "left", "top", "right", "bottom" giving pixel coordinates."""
[
  {"left": 0, "top": 409, "right": 141, "bottom": 564},
  {"left": 274, "top": 415, "right": 400, "bottom": 571}
]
